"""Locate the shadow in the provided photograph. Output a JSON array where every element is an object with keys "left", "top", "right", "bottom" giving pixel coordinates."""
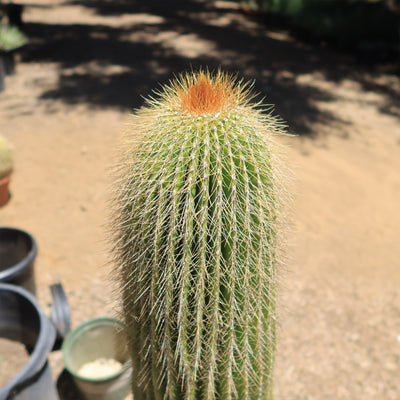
[
  {"left": 57, "top": 369, "right": 84, "bottom": 400},
  {"left": 19, "top": 0, "right": 400, "bottom": 135},
  {"left": 66, "top": 0, "right": 151, "bottom": 16}
]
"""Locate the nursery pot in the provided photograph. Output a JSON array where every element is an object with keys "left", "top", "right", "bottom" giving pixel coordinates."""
[
  {"left": 0, "top": 175, "right": 11, "bottom": 207},
  {"left": 3, "top": 52, "right": 16, "bottom": 76},
  {"left": 0, "top": 227, "right": 37, "bottom": 294},
  {"left": 62, "top": 317, "right": 132, "bottom": 400},
  {"left": 4, "top": 4, "right": 24, "bottom": 29},
  {"left": 0, "top": 283, "right": 58, "bottom": 400}
]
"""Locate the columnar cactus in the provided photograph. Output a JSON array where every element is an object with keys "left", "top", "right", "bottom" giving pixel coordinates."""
[{"left": 112, "top": 70, "right": 288, "bottom": 400}]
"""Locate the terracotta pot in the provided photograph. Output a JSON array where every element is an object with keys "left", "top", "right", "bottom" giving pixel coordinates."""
[{"left": 0, "top": 174, "right": 11, "bottom": 206}]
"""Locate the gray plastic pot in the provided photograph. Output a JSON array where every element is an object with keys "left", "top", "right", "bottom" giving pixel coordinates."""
[
  {"left": 62, "top": 317, "right": 132, "bottom": 400},
  {"left": 0, "top": 283, "right": 58, "bottom": 400},
  {"left": 0, "top": 227, "right": 38, "bottom": 294}
]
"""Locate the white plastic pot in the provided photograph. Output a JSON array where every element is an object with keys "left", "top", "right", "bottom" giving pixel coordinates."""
[{"left": 62, "top": 317, "right": 132, "bottom": 400}]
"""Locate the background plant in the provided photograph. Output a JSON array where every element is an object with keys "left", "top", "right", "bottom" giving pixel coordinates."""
[
  {"left": 0, "top": 23, "right": 27, "bottom": 52},
  {"left": 240, "top": 0, "right": 400, "bottom": 51},
  {"left": 111, "top": 70, "right": 289, "bottom": 400}
]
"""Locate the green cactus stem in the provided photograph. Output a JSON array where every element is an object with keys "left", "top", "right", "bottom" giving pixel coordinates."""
[{"left": 111, "top": 70, "right": 288, "bottom": 400}]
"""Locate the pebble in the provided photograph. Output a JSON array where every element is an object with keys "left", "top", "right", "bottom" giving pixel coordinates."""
[{"left": 78, "top": 358, "right": 122, "bottom": 379}]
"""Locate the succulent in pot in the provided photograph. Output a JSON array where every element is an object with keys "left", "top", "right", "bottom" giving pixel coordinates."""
[
  {"left": 0, "top": 23, "right": 27, "bottom": 86},
  {"left": 0, "top": 134, "right": 13, "bottom": 206},
  {"left": 111, "top": 70, "right": 289, "bottom": 400}
]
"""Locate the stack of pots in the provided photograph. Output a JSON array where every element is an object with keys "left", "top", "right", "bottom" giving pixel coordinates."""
[{"left": 0, "top": 227, "right": 70, "bottom": 400}]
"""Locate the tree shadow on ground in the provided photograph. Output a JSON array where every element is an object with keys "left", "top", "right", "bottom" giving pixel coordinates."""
[{"left": 20, "top": 0, "right": 399, "bottom": 136}]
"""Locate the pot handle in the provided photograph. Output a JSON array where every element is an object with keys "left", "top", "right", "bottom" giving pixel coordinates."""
[{"left": 49, "top": 282, "right": 71, "bottom": 350}]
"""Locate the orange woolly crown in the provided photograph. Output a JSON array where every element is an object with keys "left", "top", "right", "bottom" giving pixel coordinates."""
[{"left": 173, "top": 71, "right": 250, "bottom": 115}]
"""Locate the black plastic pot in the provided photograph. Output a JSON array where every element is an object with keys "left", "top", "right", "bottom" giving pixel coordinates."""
[
  {"left": 0, "top": 228, "right": 38, "bottom": 294},
  {"left": 0, "top": 283, "right": 58, "bottom": 400},
  {"left": 3, "top": 52, "right": 16, "bottom": 76},
  {"left": 3, "top": 4, "right": 24, "bottom": 29}
]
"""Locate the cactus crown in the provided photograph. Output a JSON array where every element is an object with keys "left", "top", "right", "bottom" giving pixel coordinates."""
[
  {"left": 177, "top": 71, "right": 243, "bottom": 115},
  {"left": 112, "top": 70, "right": 288, "bottom": 400},
  {"left": 150, "top": 70, "right": 253, "bottom": 116},
  {"left": 0, "top": 134, "right": 13, "bottom": 179},
  {"left": 180, "top": 75, "right": 227, "bottom": 114}
]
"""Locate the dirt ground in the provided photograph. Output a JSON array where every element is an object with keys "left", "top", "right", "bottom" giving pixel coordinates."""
[{"left": 1, "top": 0, "right": 400, "bottom": 399}]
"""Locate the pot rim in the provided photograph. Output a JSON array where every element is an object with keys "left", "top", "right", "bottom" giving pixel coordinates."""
[
  {"left": 0, "top": 283, "right": 56, "bottom": 398},
  {"left": 0, "top": 174, "right": 11, "bottom": 183},
  {"left": 0, "top": 227, "right": 38, "bottom": 282},
  {"left": 62, "top": 317, "right": 131, "bottom": 383}
]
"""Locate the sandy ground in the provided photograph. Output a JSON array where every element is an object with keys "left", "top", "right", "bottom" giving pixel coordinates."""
[{"left": 1, "top": 0, "right": 400, "bottom": 399}]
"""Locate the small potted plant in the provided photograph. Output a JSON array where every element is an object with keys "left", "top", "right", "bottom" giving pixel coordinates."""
[
  {"left": 0, "top": 133, "right": 13, "bottom": 206},
  {"left": 62, "top": 317, "right": 132, "bottom": 400},
  {"left": 0, "top": 23, "right": 27, "bottom": 90}
]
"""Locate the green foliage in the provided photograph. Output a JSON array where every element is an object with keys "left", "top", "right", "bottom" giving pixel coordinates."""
[
  {"left": 111, "top": 71, "right": 288, "bottom": 400},
  {"left": 295, "top": 0, "right": 399, "bottom": 43},
  {"left": 0, "top": 24, "right": 27, "bottom": 52},
  {"left": 242, "top": 0, "right": 304, "bottom": 14},
  {"left": 241, "top": 0, "right": 400, "bottom": 44},
  {"left": 0, "top": 134, "right": 13, "bottom": 179}
]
